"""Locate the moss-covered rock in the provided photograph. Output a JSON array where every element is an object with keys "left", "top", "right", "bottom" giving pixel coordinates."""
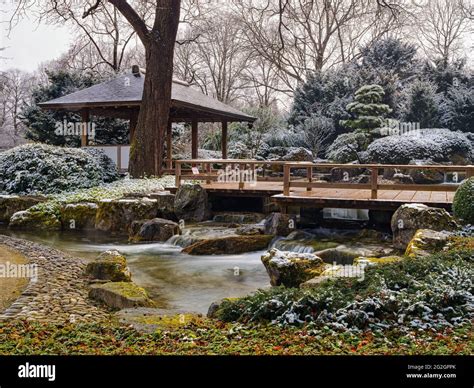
[
  {"left": 129, "top": 218, "right": 180, "bottom": 242},
  {"left": 0, "top": 195, "right": 47, "bottom": 223},
  {"left": 316, "top": 245, "right": 393, "bottom": 265},
  {"left": 85, "top": 250, "right": 131, "bottom": 282},
  {"left": 453, "top": 177, "right": 474, "bottom": 224},
  {"left": 261, "top": 248, "right": 326, "bottom": 287},
  {"left": 182, "top": 235, "right": 273, "bottom": 255},
  {"left": 89, "top": 282, "right": 154, "bottom": 309},
  {"left": 405, "top": 229, "right": 453, "bottom": 258},
  {"left": 60, "top": 202, "right": 98, "bottom": 230},
  {"left": 95, "top": 198, "right": 161, "bottom": 232},
  {"left": 391, "top": 204, "right": 458, "bottom": 250},
  {"left": 8, "top": 207, "right": 61, "bottom": 230}
]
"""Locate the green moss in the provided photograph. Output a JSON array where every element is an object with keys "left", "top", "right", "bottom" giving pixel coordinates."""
[
  {"left": 353, "top": 256, "right": 403, "bottom": 265},
  {"left": 99, "top": 282, "right": 148, "bottom": 299}
]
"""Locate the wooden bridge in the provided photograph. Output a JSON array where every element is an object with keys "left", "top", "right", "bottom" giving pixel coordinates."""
[{"left": 174, "top": 159, "right": 473, "bottom": 212}]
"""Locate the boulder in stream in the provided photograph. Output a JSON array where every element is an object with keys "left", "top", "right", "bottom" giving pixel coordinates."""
[
  {"left": 89, "top": 282, "right": 154, "bottom": 309},
  {"left": 85, "top": 250, "right": 131, "bottom": 282},
  {"left": 129, "top": 218, "right": 180, "bottom": 242},
  {"left": 182, "top": 235, "right": 273, "bottom": 255},
  {"left": 261, "top": 248, "right": 326, "bottom": 287}
]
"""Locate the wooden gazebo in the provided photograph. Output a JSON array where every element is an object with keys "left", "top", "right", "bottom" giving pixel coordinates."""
[{"left": 38, "top": 66, "right": 255, "bottom": 171}]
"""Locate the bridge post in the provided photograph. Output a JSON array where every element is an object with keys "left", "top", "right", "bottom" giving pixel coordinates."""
[
  {"left": 371, "top": 167, "right": 378, "bottom": 199},
  {"left": 283, "top": 164, "right": 290, "bottom": 196},
  {"left": 307, "top": 166, "right": 313, "bottom": 191},
  {"left": 175, "top": 161, "right": 181, "bottom": 188}
]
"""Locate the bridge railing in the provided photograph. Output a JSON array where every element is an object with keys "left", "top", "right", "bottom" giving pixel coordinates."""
[
  {"left": 282, "top": 162, "right": 474, "bottom": 198},
  {"left": 174, "top": 159, "right": 288, "bottom": 188}
]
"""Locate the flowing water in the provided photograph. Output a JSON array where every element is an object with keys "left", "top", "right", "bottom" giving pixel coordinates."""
[
  {"left": 0, "top": 224, "right": 393, "bottom": 314},
  {"left": 0, "top": 226, "right": 270, "bottom": 314}
]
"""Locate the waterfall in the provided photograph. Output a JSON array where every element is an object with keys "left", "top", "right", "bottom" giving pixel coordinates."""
[{"left": 322, "top": 208, "right": 369, "bottom": 221}]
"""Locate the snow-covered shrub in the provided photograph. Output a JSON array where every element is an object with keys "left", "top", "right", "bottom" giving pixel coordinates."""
[
  {"left": 453, "top": 177, "right": 474, "bottom": 225},
  {"left": 0, "top": 144, "right": 119, "bottom": 195},
  {"left": 326, "top": 132, "right": 370, "bottom": 163},
  {"left": 228, "top": 141, "right": 250, "bottom": 159},
  {"left": 365, "top": 129, "right": 472, "bottom": 164},
  {"left": 83, "top": 148, "right": 120, "bottom": 183}
]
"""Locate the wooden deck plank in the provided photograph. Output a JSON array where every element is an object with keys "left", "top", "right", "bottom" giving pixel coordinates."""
[
  {"left": 412, "top": 191, "right": 432, "bottom": 202},
  {"left": 393, "top": 190, "right": 417, "bottom": 201},
  {"left": 377, "top": 190, "right": 401, "bottom": 200},
  {"left": 430, "top": 191, "right": 448, "bottom": 203}
]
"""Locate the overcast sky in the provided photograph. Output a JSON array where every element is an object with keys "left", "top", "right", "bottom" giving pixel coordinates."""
[{"left": 1, "top": 2, "right": 72, "bottom": 72}]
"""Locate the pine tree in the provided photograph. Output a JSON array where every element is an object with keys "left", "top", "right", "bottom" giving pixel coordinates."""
[
  {"left": 340, "top": 84, "right": 392, "bottom": 135},
  {"left": 401, "top": 80, "right": 440, "bottom": 128}
]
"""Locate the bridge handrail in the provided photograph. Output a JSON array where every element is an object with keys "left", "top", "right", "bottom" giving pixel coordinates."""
[{"left": 282, "top": 162, "right": 474, "bottom": 198}]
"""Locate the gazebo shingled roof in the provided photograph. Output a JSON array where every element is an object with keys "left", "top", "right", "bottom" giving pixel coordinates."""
[
  {"left": 38, "top": 68, "right": 256, "bottom": 168},
  {"left": 38, "top": 70, "right": 255, "bottom": 122}
]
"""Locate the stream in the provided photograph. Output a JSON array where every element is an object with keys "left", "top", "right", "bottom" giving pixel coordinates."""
[{"left": 0, "top": 223, "right": 393, "bottom": 314}]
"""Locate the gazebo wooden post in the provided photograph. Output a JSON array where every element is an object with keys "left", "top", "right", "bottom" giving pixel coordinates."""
[
  {"left": 80, "top": 109, "right": 90, "bottom": 147},
  {"left": 166, "top": 120, "right": 173, "bottom": 170},
  {"left": 191, "top": 118, "right": 198, "bottom": 159},
  {"left": 221, "top": 121, "right": 228, "bottom": 159}
]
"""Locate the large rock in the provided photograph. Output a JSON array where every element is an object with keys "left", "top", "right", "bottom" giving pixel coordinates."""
[
  {"left": 95, "top": 198, "right": 161, "bottom": 232},
  {"left": 235, "top": 224, "right": 264, "bottom": 236},
  {"left": 316, "top": 244, "right": 393, "bottom": 265},
  {"left": 391, "top": 204, "right": 458, "bottom": 250},
  {"left": 405, "top": 229, "right": 453, "bottom": 258},
  {"left": 129, "top": 218, "right": 180, "bottom": 242},
  {"left": 0, "top": 195, "right": 46, "bottom": 223},
  {"left": 174, "top": 184, "right": 210, "bottom": 222},
  {"left": 149, "top": 192, "right": 176, "bottom": 220},
  {"left": 85, "top": 250, "right": 131, "bottom": 282},
  {"left": 278, "top": 147, "right": 313, "bottom": 162},
  {"left": 60, "top": 202, "right": 98, "bottom": 230},
  {"left": 182, "top": 235, "right": 273, "bottom": 255},
  {"left": 409, "top": 168, "right": 444, "bottom": 184},
  {"left": 261, "top": 248, "right": 326, "bottom": 287},
  {"left": 264, "top": 213, "right": 296, "bottom": 237},
  {"left": 9, "top": 208, "right": 61, "bottom": 230},
  {"left": 89, "top": 282, "right": 154, "bottom": 309}
]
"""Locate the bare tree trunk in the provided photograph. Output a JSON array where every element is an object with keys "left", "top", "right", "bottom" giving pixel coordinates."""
[{"left": 126, "top": 1, "right": 180, "bottom": 177}]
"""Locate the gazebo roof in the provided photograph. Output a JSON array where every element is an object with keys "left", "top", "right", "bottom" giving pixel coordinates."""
[{"left": 38, "top": 70, "right": 255, "bottom": 122}]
